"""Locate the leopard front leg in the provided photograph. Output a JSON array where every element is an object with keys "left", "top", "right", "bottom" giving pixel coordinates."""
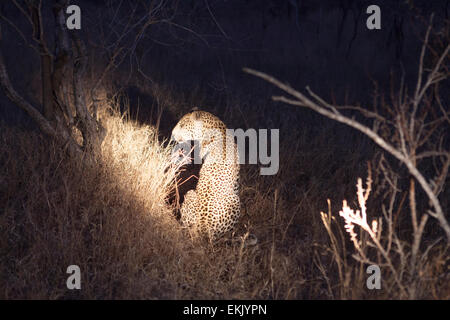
[{"left": 180, "top": 189, "right": 200, "bottom": 228}]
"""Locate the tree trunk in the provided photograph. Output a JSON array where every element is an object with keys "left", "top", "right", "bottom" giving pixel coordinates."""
[{"left": 0, "top": 0, "right": 105, "bottom": 161}]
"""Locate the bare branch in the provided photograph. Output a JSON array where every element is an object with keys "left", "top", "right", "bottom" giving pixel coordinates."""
[
  {"left": 0, "top": 9, "right": 39, "bottom": 53},
  {"left": 0, "top": 49, "right": 55, "bottom": 137},
  {"left": 243, "top": 67, "right": 450, "bottom": 242}
]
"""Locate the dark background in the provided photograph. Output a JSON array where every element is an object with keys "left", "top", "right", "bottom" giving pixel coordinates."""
[{"left": 1, "top": 0, "right": 448, "bottom": 132}]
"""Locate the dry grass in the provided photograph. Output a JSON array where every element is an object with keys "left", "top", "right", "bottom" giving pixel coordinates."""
[
  {"left": 0, "top": 92, "right": 448, "bottom": 299},
  {"left": 0, "top": 105, "right": 189, "bottom": 299},
  {"left": 0, "top": 99, "right": 305, "bottom": 299}
]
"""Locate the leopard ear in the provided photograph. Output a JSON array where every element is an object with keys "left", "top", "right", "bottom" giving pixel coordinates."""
[{"left": 191, "top": 109, "right": 201, "bottom": 120}]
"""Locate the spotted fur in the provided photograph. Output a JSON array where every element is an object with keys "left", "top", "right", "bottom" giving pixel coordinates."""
[{"left": 171, "top": 110, "right": 240, "bottom": 241}]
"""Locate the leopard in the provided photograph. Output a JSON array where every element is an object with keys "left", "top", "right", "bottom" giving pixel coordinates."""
[{"left": 171, "top": 110, "right": 240, "bottom": 241}]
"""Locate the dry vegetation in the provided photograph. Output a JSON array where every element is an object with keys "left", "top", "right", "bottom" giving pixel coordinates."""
[
  {"left": 243, "top": 16, "right": 450, "bottom": 299},
  {"left": 0, "top": 97, "right": 323, "bottom": 299},
  {"left": 1, "top": 83, "right": 448, "bottom": 299}
]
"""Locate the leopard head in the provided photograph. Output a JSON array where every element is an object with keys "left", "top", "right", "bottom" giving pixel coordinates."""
[{"left": 172, "top": 110, "right": 226, "bottom": 141}]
